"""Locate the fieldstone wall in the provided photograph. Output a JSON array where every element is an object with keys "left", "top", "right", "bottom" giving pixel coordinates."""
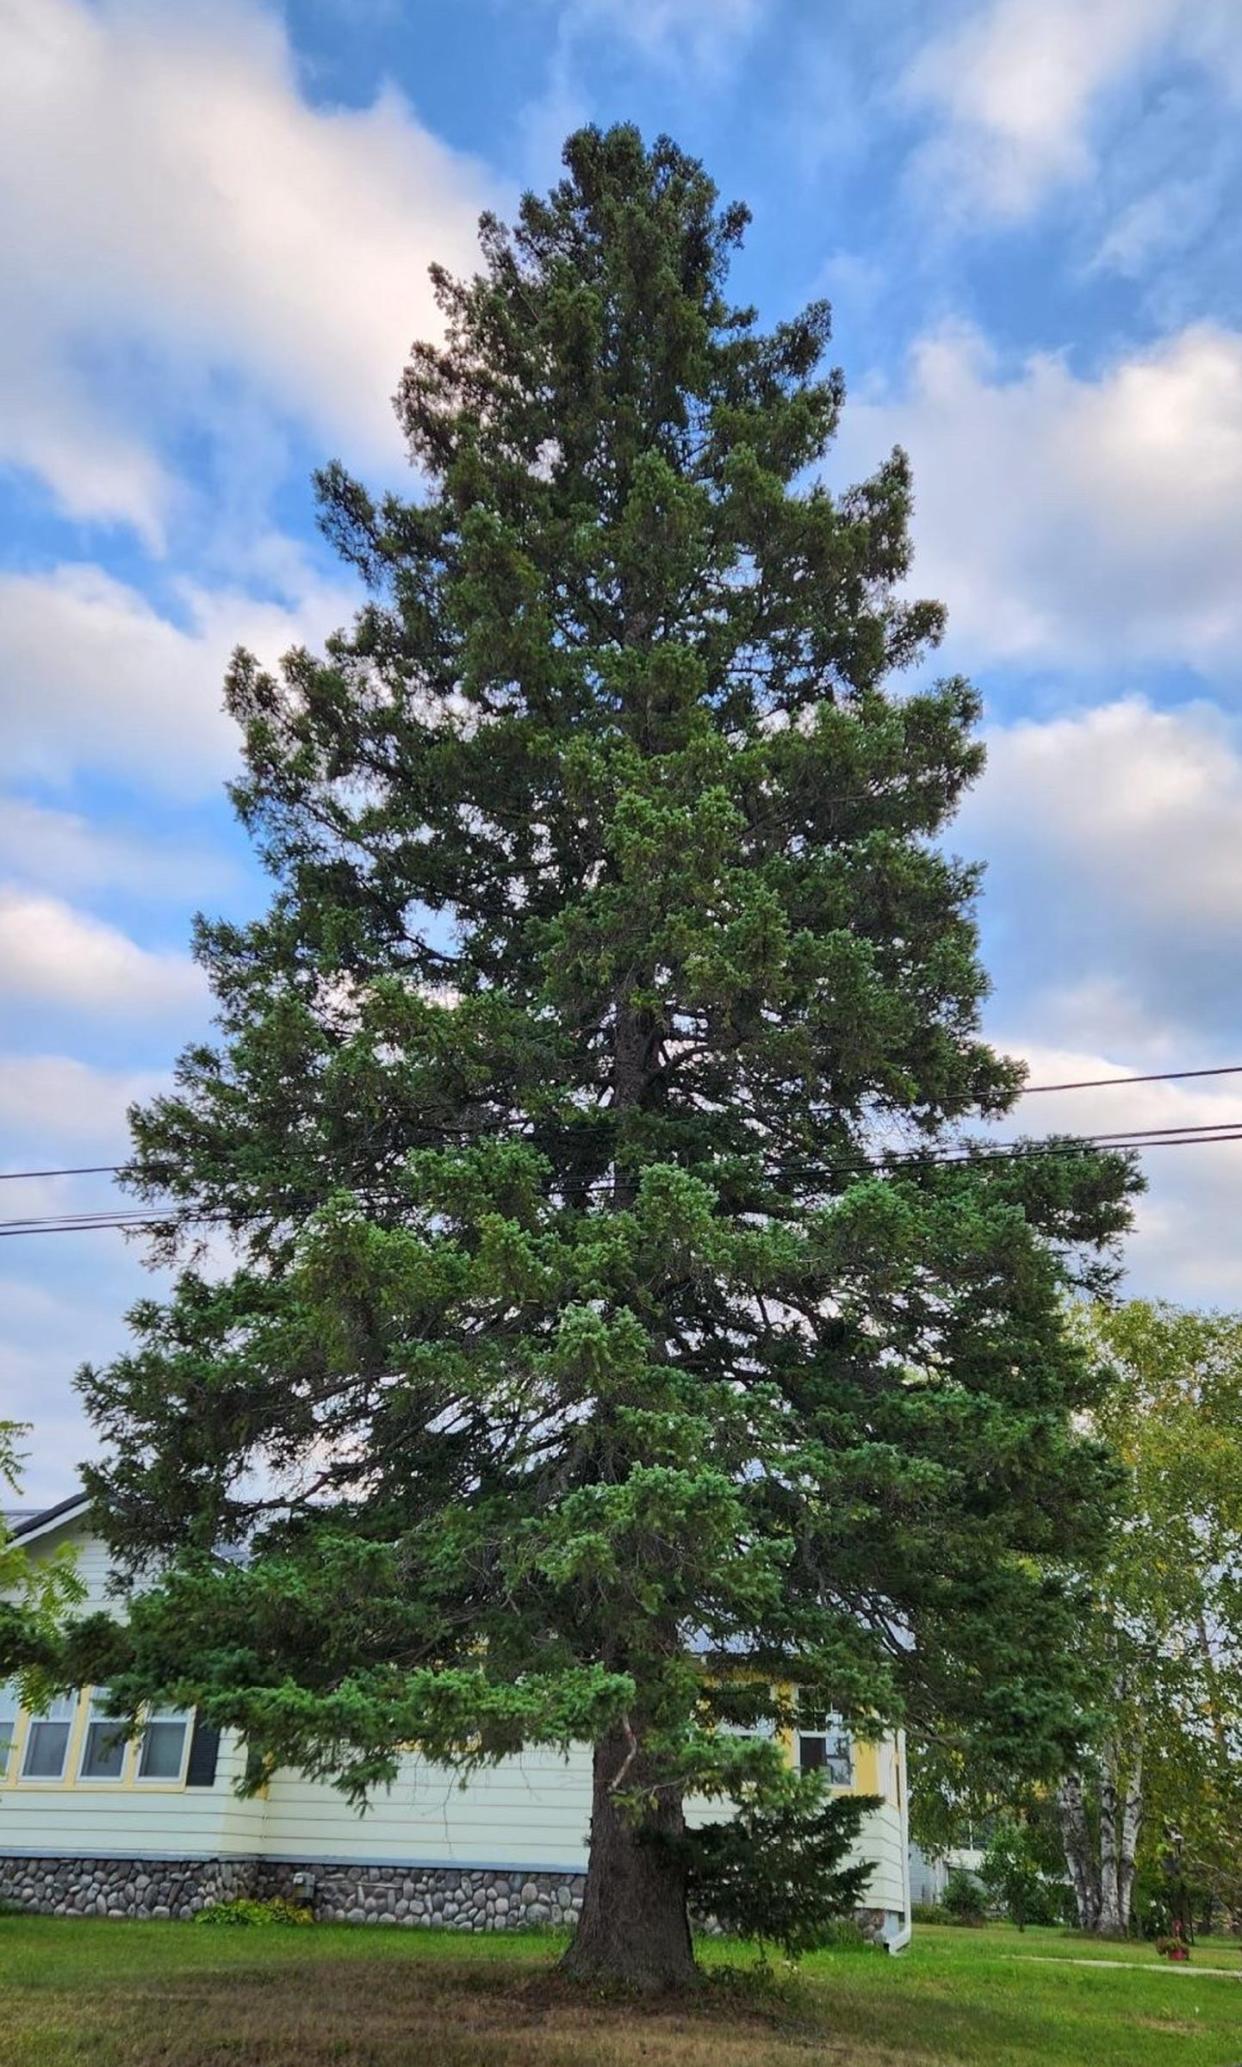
[
  {"left": 258, "top": 1859, "right": 585, "bottom": 1930},
  {"left": 0, "top": 1856, "right": 898, "bottom": 1941},
  {"left": 0, "top": 1854, "right": 585, "bottom": 1930},
  {"left": 0, "top": 1854, "right": 256, "bottom": 1920}
]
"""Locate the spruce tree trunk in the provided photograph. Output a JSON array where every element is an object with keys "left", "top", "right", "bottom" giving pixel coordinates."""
[{"left": 560, "top": 1728, "right": 697, "bottom": 1991}]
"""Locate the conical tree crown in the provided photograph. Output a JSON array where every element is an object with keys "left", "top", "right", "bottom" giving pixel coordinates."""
[{"left": 76, "top": 127, "right": 1134, "bottom": 1811}]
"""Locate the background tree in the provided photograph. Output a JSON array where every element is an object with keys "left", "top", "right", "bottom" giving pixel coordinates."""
[
  {"left": 1053, "top": 1303, "right": 1242, "bottom": 1936},
  {"left": 980, "top": 1814, "right": 1066, "bottom": 1930},
  {"left": 70, "top": 127, "right": 1135, "bottom": 1990},
  {"left": 0, "top": 1424, "right": 84, "bottom": 1696}
]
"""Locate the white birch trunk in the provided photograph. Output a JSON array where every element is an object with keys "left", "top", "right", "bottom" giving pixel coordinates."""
[
  {"left": 1096, "top": 1750, "right": 1123, "bottom": 1934},
  {"left": 1115, "top": 1741, "right": 1143, "bottom": 1933},
  {"left": 1056, "top": 1772, "right": 1100, "bottom": 1931}
]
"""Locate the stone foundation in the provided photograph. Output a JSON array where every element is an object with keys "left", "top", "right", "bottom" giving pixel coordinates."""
[
  {"left": 260, "top": 1859, "right": 585, "bottom": 1929},
  {"left": 0, "top": 1854, "right": 257, "bottom": 1922},
  {"left": 0, "top": 1856, "right": 899, "bottom": 1943},
  {"left": 0, "top": 1854, "right": 585, "bottom": 1930}
]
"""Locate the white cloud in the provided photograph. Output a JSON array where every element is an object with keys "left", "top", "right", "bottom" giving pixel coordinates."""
[
  {"left": 957, "top": 696, "right": 1242, "bottom": 1302},
  {"left": 0, "top": 1054, "right": 167, "bottom": 1151},
  {"left": 961, "top": 696, "right": 1242, "bottom": 1055},
  {"left": 0, "top": 889, "right": 207, "bottom": 1017},
  {"left": 563, "top": 0, "right": 759, "bottom": 65},
  {"left": 966, "top": 697, "right": 1242, "bottom": 929},
  {"left": 0, "top": 798, "right": 236, "bottom": 902},
  {"left": 0, "top": 561, "right": 354, "bottom": 795},
  {"left": 1088, "top": 175, "right": 1224, "bottom": 279},
  {"left": 0, "top": 1268, "right": 141, "bottom": 1506},
  {"left": 841, "top": 321, "right": 1242, "bottom": 670},
  {"left": 903, "top": 0, "right": 1194, "bottom": 220},
  {"left": 0, "top": 0, "right": 495, "bottom": 538},
  {"left": 994, "top": 1038, "right": 1242, "bottom": 1304}
]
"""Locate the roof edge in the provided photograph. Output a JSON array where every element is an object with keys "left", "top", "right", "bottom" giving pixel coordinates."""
[{"left": 9, "top": 1492, "right": 92, "bottom": 1545}]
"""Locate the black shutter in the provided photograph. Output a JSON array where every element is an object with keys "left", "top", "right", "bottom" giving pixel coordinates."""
[
  {"left": 798, "top": 1734, "right": 827, "bottom": 1773},
  {"left": 185, "top": 1713, "right": 221, "bottom": 1788}
]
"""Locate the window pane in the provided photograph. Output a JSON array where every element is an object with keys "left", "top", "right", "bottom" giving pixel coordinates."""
[
  {"left": 23, "top": 1720, "right": 71, "bottom": 1779},
  {"left": 798, "top": 1727, "right": 852, "bottom": 1785},
  {"left": 138, "top": 1717, "right": 187, "bottom": 1780},
  {"left": 80, "top": 1696, "right": 127, "bottom": 1781},
  {"left": 825, "top": 1741, "right": 852, "bottom": 1785},
  {"left": 0, "top": 1689, "right": 17, "bottom": 1774}
]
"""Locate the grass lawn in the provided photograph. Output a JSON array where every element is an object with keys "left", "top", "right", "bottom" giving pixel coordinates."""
[{"left": 0, "top": 1915, "right": 1239, "bottom": 2067}]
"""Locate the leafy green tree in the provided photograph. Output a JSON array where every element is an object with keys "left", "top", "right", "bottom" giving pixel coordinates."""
[
  {"left": 0, "top": 1424, "right": 84, "bottom": 1695},
  {"left": 1055, "top": 1302, "right": 1242, "bottom": 1936},
  {"left": 980, "top": 1816, "right": 1062, "bottom": 1930},
  {"left": 70, "top": 127, "right": 1135, "bottom": 1989},
  {"left": 941, "top": 1867, "right": 987, "bottom": 1926}
]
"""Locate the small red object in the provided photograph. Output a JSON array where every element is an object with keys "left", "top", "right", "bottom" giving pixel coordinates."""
[{"left": 1160, "top": 1921, "right": 1191, "bottom": 1962}]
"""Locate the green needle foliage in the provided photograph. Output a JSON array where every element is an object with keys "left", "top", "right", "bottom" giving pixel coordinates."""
[
  {"left": 70, "top": 127, "right": 1137, "bottom": 1987},
  {"left": 674, "top": 1777, "right": 881, "bottom": 1961}
]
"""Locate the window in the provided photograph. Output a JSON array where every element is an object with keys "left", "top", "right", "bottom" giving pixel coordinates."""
[
  {"left": 796, "top": 1710, "right": 853, "bottom": 1786},
  {"left": 21, "top": 1693, "right": 75, "bottom": 1781},
  {"left": 185, "top": 1715, "right": 221, "bottom": 1789},
  {"left": 79, "top": 1692, "right": 128, "bottom": 1782},
  {"left": 137, "top": 1706, "right": 190, "bottom": 1782},
  {"left": 0, "top": 1682, "right": 18, "bottom": 1776}
]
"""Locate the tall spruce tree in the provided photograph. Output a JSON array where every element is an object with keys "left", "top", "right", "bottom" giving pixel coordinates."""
[{"left": 75, "top": 128, "right": 1136, "bottom": 1987}]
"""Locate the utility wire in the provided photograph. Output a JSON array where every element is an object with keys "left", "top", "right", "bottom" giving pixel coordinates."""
[
  {"left": 5, "top": 1124, "right": 1242, "bottom": 1239},
  {"left": 6, "top": 1062, "right": 1242, "bottom": 1237},
  {"left": 4, "top": 1062, "right": 1242, "bottom": 1192},
  {"left": 1020, "top": 1064, "right": 1242, "bottom": 1094}
]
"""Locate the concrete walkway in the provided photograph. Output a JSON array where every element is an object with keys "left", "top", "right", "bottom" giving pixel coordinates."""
[{"left": 1011, "top": 1954, "right": 1241, "bottom": 1979}]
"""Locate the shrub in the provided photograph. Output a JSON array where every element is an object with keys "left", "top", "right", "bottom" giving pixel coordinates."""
[
  {"left": 981, "top": 1819, "right": 1064, "bottom": 1931},
  {"left": 941, "top": 1868, "right": 987, "bottom": 1926},
  {"left": 812, "top": 1916, "right": 874, "bottom": 1951},
  {"left": 670, "top": 1780, "right": 881, "bottom": 1962},
  {"left": 195, "top": 1897, "right": 312, "bottom": 1928},
  {"left": 910, "top": 1900, "right": 947, "bottom": 1924}
]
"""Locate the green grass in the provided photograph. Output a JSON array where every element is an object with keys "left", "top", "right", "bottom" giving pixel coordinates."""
[{"left": 0, "top": 1914, "right": 1238, "bottom": 2066}]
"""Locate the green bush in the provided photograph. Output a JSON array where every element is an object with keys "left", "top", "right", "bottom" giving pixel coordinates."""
[
  {"left": 194, "top": 1897, "right": 312, "bottom": 1928},
  {"left": 811, "top": 1916, "right": 874, "bottom": 1951},
  {"left": 670, "top": 1780, "right": 881, "bottom": 1962},
  {"left": 980, "top": 1819, "right": 1067, "bottom": 1931},
  {"left": 910, "top": 1900, "right": 947, "bottom": 1924},
  {"left": 941, "top": 1868, "right": 987, "bottom": 1926}
]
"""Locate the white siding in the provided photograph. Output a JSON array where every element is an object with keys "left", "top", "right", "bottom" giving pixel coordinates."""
[
  {"left": 852, "top": 1800, "right": 906, "bottom": 1914},
  {"left": 260, "top": 1746, "right": 593, "bottom": 1869}
]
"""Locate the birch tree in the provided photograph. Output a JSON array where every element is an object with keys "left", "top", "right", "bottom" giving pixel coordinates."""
[{"left": 1058, "top": 1303, "right": 1242, "bottom": 1934}]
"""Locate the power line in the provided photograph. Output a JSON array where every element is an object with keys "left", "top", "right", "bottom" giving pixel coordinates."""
[
  {"left": 5, "top": 1125, "right": 1242, "bottom": 1239},
  {"left": 6, "top": 1062, "right": 1242, "bottom": 1193},
  {"left": 0, "top": 1164, "right": 125, "bottom": 1182},
  {"left": 1019, "top": 1064, "right": 1242, "bottom": 1095}
]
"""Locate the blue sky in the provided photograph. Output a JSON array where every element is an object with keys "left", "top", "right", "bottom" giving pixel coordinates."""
[{"left": 6, "top": 0, "right": 1242, "bottom": 1502}]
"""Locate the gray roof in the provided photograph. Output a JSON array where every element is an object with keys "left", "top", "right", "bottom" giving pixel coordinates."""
[{"left": 6, "top": 1493, "right": 91, "bottom": 1541}]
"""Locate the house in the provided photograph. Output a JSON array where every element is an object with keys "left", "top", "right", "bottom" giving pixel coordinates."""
[
  {"left": 908, "top": 1839, "right": 986, "bottom": 1908},
  {"left": 1, "top": 1493, "right": 912, "bottom": 1945}
]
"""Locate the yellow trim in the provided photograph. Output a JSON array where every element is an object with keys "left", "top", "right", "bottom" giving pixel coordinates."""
[
  {"left": 1, "top": 1688, "right": 193, "bottom": 1795},
  {"left": 4, "top": 1706, "right": 31, "bottom": 1788},
  {"left": 851, "top": 1739, "right": 880, "bottom": 1797},
  {"left": 13, "top": 1695, "right": 78, "bottom": 1789}
]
